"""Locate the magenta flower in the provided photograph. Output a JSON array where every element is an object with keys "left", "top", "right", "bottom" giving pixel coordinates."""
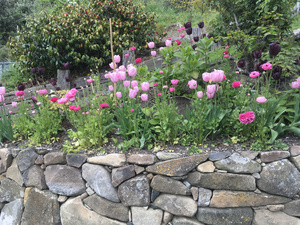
[
  {"left": 131, "top": 80, "right": 138, "bottom": 88},
  {"left": 158, "top": 92, "right": 161, "bottom": 96},
  {"left": 224, "top": 54, "right": 230, "bottom": 58},
  {"left": 15, "top": 91, "right": 25, "bottom": 96},
  {"left": 38, "top": 89, "right": 47, "bottom": 95},
  {"left": 188, "top": 79, "right": 197, "bottom": 89},
  {"left": 239, "top": 111, "right": 255, "bottom": 124},
  {"left": 197, "top": 91, "right": 203, "bottom": 98},
  {"left": 69, "top": 105, "right": 75, "bottom": 110},
  {"left": 261, "top": 62, "right": 272, "bottom": 71},
  {"left": 171, "top": 80, "right": 179, "bottom": 86},
  {"left": 130, "top": 109, "right": 134, "bottom": 112},
  {"left": 123, "top": 80, "right": 130, "bottom": 87},
  {"left": 141, "top": 94, "right": 148, "bottom": 101},
  {"left": 148, "top": 42, "right": 155, "bottom": 49},
  {"left": 130, "top": 46, "right": 136, "bottom": 51},
  {"left": 114, "top": 55, "right": 121, "bottom": 63},
  {"left": 249, "top": 71, "right": 260, "bottom": 78},
  {"left": 256, "top": 96, "right": 267, "bottom": 103},
  {"left": 125, "top": 54, "right": 129, "bottom": 57},
  {"left": 141, "top": 82, "right": 150, "bottom": 92},
  {"left": 169, "top": 87, "right": 175, "bottom": 92},
  {"left": 109, "top": 85, "right": 114, "bottom": 92},
  {"left": 128, "top": 66, "right": 137, "bottom": 77},
  {"left": 74, "top": 106, "right": 81, "bottom": 111},
  {"left": 100, "top": 103, "right": 109, "bottom": 108},
  {"left": 87, "top": 79, "right": 94, "bottom": 83},
  {"left": 232, "top": 81, "right": 242, "bottom": 88},
  {"left": 180, "top": 34, "right": 185, "bottom": 38},
  {"left": 159, "top": 70, "right": 163, "bottom": 74},
  {"left": 116, "top": 92, "right": 122, "bottom": 98},
  {"left": 154, "top": 82, "right": 159, "bottom": 87},
  {"left": 57, "top": 97, "right": 69, "bottom": 104}
]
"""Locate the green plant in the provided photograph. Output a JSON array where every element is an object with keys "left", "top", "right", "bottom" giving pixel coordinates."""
[{"left": 0, "top": 104, "right": 14, "bottom": 144}]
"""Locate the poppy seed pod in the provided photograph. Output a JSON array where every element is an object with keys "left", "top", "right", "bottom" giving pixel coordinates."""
[
  {"left": 198, "top": 21, "right": 204, "bottom": 28},
  {"left": 17, "top": 83, "right": 25, "bottom": 91},
  {"left": 193, "top": 36, "right": 199, "bottom": 42},
  {"left": 184, "top": 22, "right": 191, "bottom": 29},
  {"left": 237, "top": 60, "right": 245, "bottom": 68},
  {"left": 272, "top": 66, "right": 283, "bottom": 80},
  {"left": 253, "top": 50, "right": 262, "bottom": 59},
  {"left": 186, "top": 27, "right": 193, "bottom": 35},
  {"left": 269, "top": 42, "right": 281, "bottom": 57}
]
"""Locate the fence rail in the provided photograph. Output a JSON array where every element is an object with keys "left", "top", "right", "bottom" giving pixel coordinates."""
[{"left": 0, "top": 62, "right": 15, "bottom": 78}]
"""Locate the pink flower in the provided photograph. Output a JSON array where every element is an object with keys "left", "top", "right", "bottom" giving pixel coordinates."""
[
  {"left": 0, "top": 87, "right": 5, "bottom": 95},
  {"left": 87, "top": 79, "right": 94, "bottom": 83},
  {"left": 50, "top": 97, "right": 58, "bottom": 102},
  {"left": 169, "top": 87, "right": 175, "bottom": 92},
  {"left": 167, "top": 38, "right": 172, "bottom": 40},
  {"left": 129, "top": 89, "right": 137, "bottom": 99},
  {"left": 131, "top": 80, "right": 138, "bottom": 88},
  {"left": 119, "top": 65, "right": 126, "bottom": 72},
  {"left": 154, "top": 82, "right": 159, "bottom": 87},
  {"left": 82, "top": 112, "right": 85, "bottom": 115},
  {"left": 141, "top": 82, "right": 150, "bottom": 92},
  {"left": 110, "top": 72, "right": 119, "bottom": 83},
  {"left": 109, "top": 62, "right": 117, "bottom": 69},
  {"left": 32, "top": 110, "right": 36, "bottom": 114},
  {"left": 207, "top": 85, "right": 216, "bottom": 93},
  {"left": 297, "top": 77, "right": 300, "bottom": 84},
  {"left": 232, "top": 81, "right": 242, "bottom": 88},
  {"left": 135, "top": 58, "right": 142, "bottom": 64},
  {"left": 249, "top": 71, "right": 260, "bottom": 78},
  {"left": 37, "top": 102, "right": 41, "bottom": 105},
  {"left": 9, "top": 111, "right": 12, "bottom": 114},
  {"left": 158, "top": 92, "right": 161, "bottom": 96},
  {"left": 189, "top": 39, "right": 193, "bottom": 43},
  {"left": 225, "top": 46, "right": 229, "bottom": 49},
  {"left": 291, "top": 81, "right": 300, "bottom": 89},
  {"left": 12, "top": 102, "right": 17, "bottom": 107},
  {"left": 123, "top": 80, "right": 131, "bottom": 87},
  {"left": 180, "top": 34, "right": 185, "bottom": 38},
  {"left": 69, "top": 105, "right": 75, "bottom": 110},
  {"left": 114, "top": 55, "right": 121, "bottom": 63},
  {"left": 151, "top": 51, "right": 157, "bottom": 56},
  {"left": 128, "top": 66, "right": 137, "bottom": 77},
  {"left": 188, "top": 79, "right": 197, "bottom": 89},
  {"left": 206, "top": 92, "right": 215, "bottom": 99},
  {"left": 0, "top": 95, "right": 4, "bottom": 102},
  {"left": 134, "top": 86, "right": 139, "bottom": 93},
  {"left": 261, "top": 62, "right": 272, "bottom": 70},
  {"left": 176, "top": 40, "right": 181, "bottom": 46},
  {"left": 17, "top": 96, "right": 24, "bottom": 99},
  {"left": 117, "top": 71, "right": 126, "bottom": 80},
  {"left": 141, "top": 94, "right": 148, "bottom": 101},
  {"left": 197, "top": 91, "right": 203, "bottom": 98},
  {"left": 159, "top": 70, "right": 163, "bottom": 74},
  {"left": 223, "top": 75, "right": 226, "bottom": 81},
  {"left": 211, "top": 70, "right": 224, "bottom": 82},
  {"left": 165, "top": 39, "right": 172, "bottom": 47},
  {"left": 66, "top": 88, "right": 78, "bottom": 100},
  {"left": 202, "top": 72, "right": 211, "bottom": 82},
  {"left": 163, "top": 85, "right": 168, "bottom": 89},
  {"left": 100, "top": 103, "right": 109, "bottom": 108},
  {"left": 130, "top": 46, "right": 136, "bottom": 51},
  {"left": 171, "top": 79, "right": 179, "bottom": 86},
  {"left": 116, "top": 92, "right": 122, "bottom": 98},
  {"left": 86, "top": 112, "right": 89, "bottom": 115},
  {"left": 109, "top": 85, "right": 114, "bottom": 91},
  {"left": 239, "top": 111, "right": 255, "bottom": 124},
  {"left": 224, "top": 54, "right": 230, "bottom": 58},
  {"left": 148, "top": 42, "right": 155, "bottom": 49},
  {"left": 125, "top": 54, "right": 129, "bottom": 57},
  {"left": 256, "top": 96, "right": 267, "bottom": 103},
  {"left": 15, "top": 91, "right": 25, "bottom": 96},
  {"left": 57, "top": 97, "right": 69, "bottom": 104},
  {"left": 130, "top": 109, "right": 134, "bottom": 112},
  {"left": 74, "top": 106, "right": 81, "bottom": 111},
  {"left": 223, "top": 50, "right": 229, "bottom": 55}
]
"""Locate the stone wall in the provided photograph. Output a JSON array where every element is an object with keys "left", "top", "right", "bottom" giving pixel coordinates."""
[{"left": 1, "top": 147, "right": 300, "bottom": 225}]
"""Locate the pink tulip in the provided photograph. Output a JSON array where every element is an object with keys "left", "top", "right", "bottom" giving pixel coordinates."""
[
  {"left": 12, "top": 102, "right": 17, "bottom": 107},
  {"left": 211, "top": 70, "right": 224, "bottom": 82},
  {"left": 207, "top": 85, "right": 216, "bottom": 93},
  {"left": 202, "top": 72, "right": 211, "bottom": 82},
  {"left": 148, "top": 42, "right": 155, "bottom": 49},
  {"left": 291, "top": 81, "right": 300, "bottom": 89},
  {"left": 110, "top": 72, "right": 119, "bottom": 83},
  {"left": 128, "top": 66, "right": 137, "bottom": 77},
  {"left": 114, "top": 55, "right": 121, "bottom": 63},
  {"left": 117, "top": 71, "right": 126, "bottom": 80},
  {"left": 141, "top": 94, "right": 148, "bottom": 101},
  {"left": 38, "top": 89, "right": 48, "bottom": 95},
  {"left": 297, "top": 77, "right": 300, "bottom": 84},
  {"left": 163, "top": 85, "right": 168, "bottom": 89},
  {"left": 169, "top": 87, "right": 175, "bottom": 92},
  {"left": 188, "top": 79, "right": 197, "bottom": 89},
  {"left": 141, "top": 82, "right": 150, "bottom": 92},
  {"left": 197, "top": 91, "right": 203, "bottom": 98},
  {"left": 109, "top": 62, "right": 117, "bottom": 69},
  {"left": 131, "top": 80, "right": 138, "bottom": 88},
  {"left": 116, "top": 92, "right": 122, "bottom": 98},
  {"left": 249, "top": 71, "right": 260, "bottom": 78},
  {"left": 129, "top": 89, "right": 137, "bottom": 99},
  {"left": 9, "top": 111, "right": 12, "bottom": 114},
  {"left": 119, "top": 65, "right": 126, "bottom": 72},
  {"left": 151, "top": 51, "right": 157, "bottom": 56},
  {"left": 171, "top": 80, "right": 179, "bottom": 86},
  {"left": 256, "top": 96, "right": 267, "bottom": 103},
  {"left": 109, "top": 85, "right": 114, "bottom": 91},
  {"left": 159, "top": 70, "right": 163, "bottom": 74},
  {"left": 206, "top": 92, "right": 215, "bottom": 99},
  {"left": 165, "top": 39, "right": 172, "bottom": 47},
  {"left": 134, "top": 86, "right": 139, "bottom": 93},
  {"left": 87, "top": 79, "right": 94, "bottom": 83},
  {"left": 123, "top": 80, "right": 130, "bottom": 87},
  {"left": 0, "top": 87, "right": 5, "bottom": 95}
]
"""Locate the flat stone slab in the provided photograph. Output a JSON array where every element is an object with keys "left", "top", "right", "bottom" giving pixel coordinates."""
[
  {"left": 214, "top": 153, "right": 261, "bottom": 174},
  {"left": 156, "top": 152, "right": 182, "bottom": 161},
  {"left": 44, "top": 152, "right": 66, "bottom": 165},
  {"left": 210, "top": 190, "right": 291, "bottom": 208},
  {"left": 186, "top": 172, "right": 256, "bottom": 191},
  {"left": 283, "top": 200, "right": 300, "bottom": 217},
  {"left": 151, "top": 175, "right": 191, "bottom": 195},
  {"left": 112, "top": 165, "right": 135, "bottom": 187},
  {"left": 6, "top": 159, "right": 24, "bottom": 186},
  {"left": 0, "top": 177, "right": 24, "bottom": 202},
  {"left": 260, "top": 151, "right": 290, "bottom": 163},
  {"left": 209, "top": 151, "right": 231, "bottom": 161},
  {"left": 290, "top": 146, "right": 300, "bottom": 156},
  {"left": 0, "top": 148, "right": 12, "bottom": 174},
  {"left": 252, "top": 209, "right": 300, "bottom": 225},
  {"left": 23, "top": 165, "right": 47, "bottom": 189},
  {"left": 127, "top": 154, "right": 156, "bottom": 165},
  {"left": 131, "top": 207, "right": 163, "bottom": 225},
  {"left": 153, "top": 194, "right": 197, "bottom": 217},
  {"left": 257, "top": 159, "right": 300, "bottom": 197},
  {"left": 87, "top": 154, "right": 126, "bottom": 167},
  {"left": 172, "top": 216, "right": 204, "bottom": 225},
  {"left": 196, "top": 207, "right": 254, "bottom": 225},
  {"left": 16, "top": 148, "right": 38, "bottom": 172},
  {"left": 146, "top": 154, "right": 209, "bottom": 176},
  {"left": 198, "top": 187, "right": 212, "bottom": 207},
  {"left": 290, "top": 155, "right": 300, "bottom": 170},
  {"left": 66, "top": 154, "right": 87, "bottom": 168},
  {"left": 196, "top": 161, "right": 215, "bottom": 173},
  {"left": 0, "top": 199, "right": 24, "bottom": 225}
]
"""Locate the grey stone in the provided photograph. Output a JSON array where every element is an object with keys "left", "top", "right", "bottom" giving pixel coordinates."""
[
  {"left": 196, "top": 207, "right": 254, "bottom": 225},
  {"left": 86, "top": 187, "right": 95, "bottom": 195},
  {"left": 173, "top": 216, "right": 204, "bottom": 225},
  {"left": 87, "top": 154, "right": 126, "bottom": 167},
  {"left": 45, "top": 165, "right": 86, "bottom": 196},
  {"left": 58, "top": 195, "right": 68, "bottom": 203},
  {"left": 267, "top": 204, "right": 284, "bottom": 212},
  {"left": 252, "top": 209, "right": 300, "bottom": 225},
  {"left": 34, "top": 155, "right": 44, "bottom": 164},
  {"left": 198, "top": 188, "right": 212, "bottom": 207},
  {"left": 284, "top": 199, "right": 300, "bottom": 216},
  {"left": 131, "top": 206, "right": 163, "bottom": 225},
  {"left": 35, "top": 147, "right": 51, "bottom": 155},
  {"left": 214, "top": 153, "right": 261, "bottom": 174},
  {"left": 257, "top": 159, "right": 300, "bottom": 197},
  {"left": 191, "top": 187, "right": 198, "bottom": 201},
  {"left": 196, "top": 161, "right": 215, "bottom": 173},
  {"left": 209, "top": 151, "right": 231, "bottom": 161},
  {"left": 61, "top": 196, "right": 126, "bottom": 225},
  {"left": 290, "top": 146, "right": 300, "bottom": 156},
  {"left": 57, "top": 69, "right": 70, "bottom": 90},
  {"left": 186, "top": 172, "right": 256, "bottom": 191},
  {"left": 162, "top": 211, "right": 173, "bottom": 225},
  {"left": 151, "top": 175, "right": 191, "bottom": 195},
  {"left": 0, "top": 199, "right": 23, "bottom": 225},
  {"left": 0, "top": 148, "right": 12, "bottom": 174},
  {"left": 127, "top": 154, "right": 156, "bottom": 165},
  {"left": 290, "top": 155, "right": 300, "bottom": 170},
  {"left": 0, "top": 177, "right": 24, "bottom": 202},
  {"left": 10, "top": 149, "right": 21, "bottom": 157},
  {"left": 44, "top": 152, "right": 66, "bottom": 165},
  {"left": 260, "top": 151, "right": 290, "bottom": 163},
  {"left": 6, "top": 159, "right": 24, "bottom": 186},
  {"left": 153, "top": 194, "right": 197, "bottom": 217},
  {"left": 16, "top": 148, "right": 38, "bottom": 172},
  {"left": 183, "top": 181, "right": 191, "bottom": 188},
  {"left": 210, "top": 190, "right": 291, "bottom": 207},
  {"left": 151, "top": 190, "right": 160, "bottom": 202},
  {"left": 21, "top": 188, "right": 60, "bottom": 225},
  {"left": 146, "top": 154, "right": 209, "bottom": 177},
  {"left": 82, "top": 163, "right": 119, "bottom": 202},
  {"left": 134, "top": 165, "right": 145, "bottom": 174},
  {"left": 252, "top": 173, "right": 260, "bottom": 179},
  {"left": 118, "top": 175, "right": 150, "bottom": 206},
  {"left": 66, "top": 153, "right": 87, "bottom": 168},
  {"left": 112, "top": 165, "right": 135, "bottom": 187},
  {"left": 238, "top": 151, "right": 259, "bottom": 160},
  {"left": 23, "top": 165, "right": 47, "bottom": 189},
  {"left": 156, "top": 152, "right": 182, "bottom": 161},
  {"left": 83, "top": 194, "right": 129, "bottom": 222}
]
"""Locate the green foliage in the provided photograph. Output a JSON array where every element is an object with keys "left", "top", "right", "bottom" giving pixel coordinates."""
[
  {"left": 8, "top": 0, "right": 159, "bottom": 79},
  {"left": 0, "top": 105, "right": 14, "bottom": 144}
]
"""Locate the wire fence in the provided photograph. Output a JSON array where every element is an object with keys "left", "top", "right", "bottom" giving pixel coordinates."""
[{"left": 0, "top": 62, "right": 15, "bottom": 78}]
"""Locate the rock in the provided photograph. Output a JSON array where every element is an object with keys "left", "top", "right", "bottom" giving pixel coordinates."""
[
  {"left": 283, "top": 199, "right": 300, "bottom": 216},
  {"left": 0, "top": 148, "right": 12, "bottom": 174},
  {"left": 0, "top": 177, "right": 24, "bottom": 202},
  {"left": 0, "top": 199, "right": 24, "bottom": 225},
  {"left": 147, "top": 173, "right": 153, "bottom": 180},
  {"left": 16, "top": 148, "right": 38, "bottom": 172},
  {"left": 45, "top": 165, "right": 86, "bottom": 196},
  {"left": 191, "top": 187, "right": 198, "bottom": 201},
  {"left": 58, "top": 195, "right": 68, "bottom": 203},
  {"left": 82, "top": 163, "right": 119, "bottom": 202},
  {"left": 57, "top": 69, "right": 70, "bottom": 90},
  {"left": 153, "top": 194, "right": 197, "bottom": 217},
  {"left": 294, "top": 28, "right": 300, "bottom": 40},
  {"left": 196, "top": 161, "right": 215, "bottom": 173},
  {"left": 209, "top": 151, "right": 231, "bottom": 161},
  {"left": 22, "top": 165, "right": 47, "bottom": 189},
  {"left": 196, "top": 207, "right": 254, "bottom": 225},
  {"left": 83, "top": 194, "right": 129, "bottom": 222},
  {"left": 151, "top": 190, "right": 160, "bottom": 202},
  {"left": 131, "top": 206, "right": 163, "bottom": 225},
  {"left": 186, "top": 172, "right": 256, "bottom": 191},
  {"left": 260, "top": 151, "right": 290, "bottom": 163},
  {"left": 21, "top": 188, "right": 60, "bottom": 225},
  {"left": 267, "top": 204, "right": 284, "bottom": 212},
  {"left": 87, "top": 154, "right": 126, "bottom": 167},
  {"left": 66, "top": 154, "right": 87, "bottom": 168},
  {"left": 252, "top": 209, "right": 300, "bottom": 225},
  {"left": 35, "top": 147, "right": 51, "bottom": 155},
  {"left": 162, "top": 211, "right": 173, "bottom": 225},
  {"left": 24, "top": 187, "right": 33, "bottom": 205},
  {"left": 252, "top": 173, "right": 260, "bottom": 179},
  {"left": 210, "top": 190, "right": 291, "bottom": 207},
  {"left": 6, "top": 159, "right": 24, "bottom": 186},
  {"left": 86, "top": 187, "right": 95, "bottom": 195},
  {"left": 146, "top": 154, "right": 209, "bottom": 177},
  {"left": 198, "top": 188, "right": 212, "bottom": 207},
  {"left": 61, "top": 196, "right": 126, "bottom": 225},
  {"left": 238, "top": 151, "right": 259, "bottom": 160},
  {"left": 151, "top": 175, "right": 191, "bottom": 195},
  {"left": 290, "top": 146, "right": 300, "bottom": 156},
  {"left": 44, "top": 152, "right": 66, "bottom": 165},
  {"left": 156, "top": 152, "right": 182, "bottom": 161},
  {"left": 127, "top": 154, "right": 156, "bottom": 165},
  {"left": 118, "top": 175, "right": 150, "bottom": 206},
  {"left": 10, "top": 149, "right": 21, "bottom": 157},
  {"left": 257, "top": 159, "right": 300, "bottom": 197},
  {"left": 172, "top": 216, "right": 204, "bottom": 225},
  {"left": 214, "top": 153, "right": 261, "bottom": 174},
  {"left": 134, "top": 165, "right": 145, "bottom": 174},
  {"left": 112, "top": 165, "right": 135, "bottom": 187},
  {"left": 34, "top": 155, "right": 44, "bottom": 164},
  {"left": 290, "top": 155, "right": 300, "bottom": 170}
]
